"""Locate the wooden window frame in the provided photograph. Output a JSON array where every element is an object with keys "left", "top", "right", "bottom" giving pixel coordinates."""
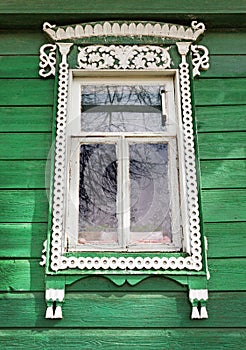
[
  {"left": 65, "top": 73, "right": 184, "bottom": 253},
  {"left": 39, "top": 20, "right": 210, "bottom": 320}
]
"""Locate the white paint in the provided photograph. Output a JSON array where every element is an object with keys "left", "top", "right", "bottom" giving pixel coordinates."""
[
  {"left": 43, "top": 21, "right": 206, "bottom": 42},
  {"left": 191, "top": 45, "right": 210, "bottom": 77},
  {"left": 77, "top": 45, "right": 171, "bottom": 70},
  {"left": 39, "top": 44, "right": 56, "bottom": 78}
]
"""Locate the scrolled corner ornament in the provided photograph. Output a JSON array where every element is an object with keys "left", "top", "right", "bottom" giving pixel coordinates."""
[
  {"left": 77, "top": 45, "right": 171, "bottom": 70},
  {"left": 191, "top": 21, "right": 206, "bottom": 40},
  {"left": 39, "top": 44, "right": 57, "bottom": 78},
  {"left": 191, "top": 45, "right": 210, "bottom": 77}
]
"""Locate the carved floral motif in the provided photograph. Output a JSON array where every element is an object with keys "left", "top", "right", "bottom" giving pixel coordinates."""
[{"left": 77, "top": 45, "right": 171, "bottom": 69}]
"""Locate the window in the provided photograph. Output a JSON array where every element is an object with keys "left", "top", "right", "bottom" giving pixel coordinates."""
[
  {"left": 65, "top": 73, "right": 184, "bottom": 252},
  {"left": 40, "top": 20, "right": 210, "bottom": 320}
]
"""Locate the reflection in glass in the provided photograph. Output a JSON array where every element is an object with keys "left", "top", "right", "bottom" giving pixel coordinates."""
[
  {"left": 81, "top": 85, "right": 165, "bottom": 132},
  {"left": 129, "top": 143, "right": 172, "bottom": 245},
  {"left": 78, "top": 144, "right": 118, "bottom": 245}
]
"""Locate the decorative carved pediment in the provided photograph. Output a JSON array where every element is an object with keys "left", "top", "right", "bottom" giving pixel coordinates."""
[{"left": 43, "top": 20, "right": 205, "bottom": 42}]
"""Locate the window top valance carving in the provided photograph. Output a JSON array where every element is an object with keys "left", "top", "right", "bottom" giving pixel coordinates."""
[{"left": 43, "top": 20, "right": 206, "bottom": 43}]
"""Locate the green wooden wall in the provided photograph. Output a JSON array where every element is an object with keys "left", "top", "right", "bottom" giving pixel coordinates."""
[{"left": 0, "top": 2, "right": 246, "bottom": 348}]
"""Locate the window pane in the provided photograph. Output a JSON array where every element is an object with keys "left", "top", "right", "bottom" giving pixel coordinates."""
[
  {"left": 129, "top": 143, "right": 172, "bottom": 245},
  {"left": 78, "top": 144, "right": 118, "bottom": 246},
  {"left": 81, "top": 85, "right": 165, "bottom": 132}
]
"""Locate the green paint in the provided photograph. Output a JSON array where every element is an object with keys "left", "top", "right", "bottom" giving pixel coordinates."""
[
  {"left": 0, "top": 107, "right": 53, "bottom": 132},
  {"left": 0, "top": 10, "right": 245, "bottom": 347},
  {"left": 0, "top": 133, "right": 51, "bottom": 160},
  {"left": 196, "top": 105, "right": 246, "bottom": 132},
  {"left": 0, "top": 329, "right": 245, "bottom": 350},
  {"left": 198, "top": 132, "right": 246, "bottom": 159}
]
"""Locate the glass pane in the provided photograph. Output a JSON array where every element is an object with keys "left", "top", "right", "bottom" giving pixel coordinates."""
[
  {"left": 78, "top": 144, "right": 118, "bottom": 246},
  {"left": 129, "top": 143, "right": 172, "bottom": 245},
  {"left": 81, "top": 85, "right": 165, "bottom": 132}
]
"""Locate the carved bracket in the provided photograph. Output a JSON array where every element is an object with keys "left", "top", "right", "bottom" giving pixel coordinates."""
[
  {"left": 45, "top": 289, "right": 64, "bottom": 319},
  {"left": 191, "top": 45, "right": 210, "bottom": 77},
  {"left": 39, "top": 44, "right": 57, "bottom": 78},
  {"left": 189, "top": 289, "right": 208, "bottom": 319}
]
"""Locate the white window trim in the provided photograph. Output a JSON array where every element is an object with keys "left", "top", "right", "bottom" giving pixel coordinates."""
[
  {"left": 65, "top": 72, "right": 184, "bottom": 252},
  {"left": 48, "top": 43, "right": 203, "bottom": 272}
]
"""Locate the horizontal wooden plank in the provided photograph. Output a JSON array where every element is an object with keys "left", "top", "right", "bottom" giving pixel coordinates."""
[
  {"left": 208, "top": 258, "right": 246, "bottom": 291},
  {"left": 0, "top": 56, "right": 40, "bottom": 78},
  {"left": 0, "top": 79, "right": 54, "bottom": 106},
  {"left": 194, "top": 78, "right": 246, "bottom": 106},
  {"left": 0, "top": 133, "right": 51, "bottom": 160},
  {"left": 1, "top": 1, "right": 246, "bottom": 14},
  {"left": 0, "top": 260, "right": 186, "bottom": 292},
  {"left": 0, "top": 222, "right": 243, "bottom": 259},
  {"left": 201, "top": 189, "right": 246, "bottom": 222},
  {"left": 200, "top": 160, "right": 246, "bottom": 189},
  {"left": 0, "top": 257, "right": 245, "bottom": 292},
  {"left": 204, "top": 222, "right": 246, "bottom": 258},
  {"left": 198, "top": 132, "right": 246, "bottom": 160},
  {"left": 0, "top": 107, "right": 53, "bottom": 132},
  {"left": 0, "top": 223, "right": 47, "bottom": 258},
  {"left": 196, "top": 105, "right": 246, "bottom": 132},
  {"left": 200, "top": 32, "right": 246, "bottom": 55},
  {"left": 0, "top": 190, "right": 49, "bottom": 222},
  {"left": 200, "top": 55, "right": 246, "bottom": 78},
  {"left": 0, "top": 260, "right": 45, "bottom": 292},
  {"left": 0, "top": 329, "right": 245, "bottom": 350},
  {"left": 0, "top": 160, "right": 49, "bottom": 189},
  {"left": 0, "top": 291, "right": 245, "bottom": 328},
  {"left": 0, "top": 32, "right": 45, "bottom": 55}
]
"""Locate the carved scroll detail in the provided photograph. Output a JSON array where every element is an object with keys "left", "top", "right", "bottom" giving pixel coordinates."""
[
  {"left": 77, "top": 45, "right": 171, "bottom": 70},
  {"left": 39, "top": 44, "right": 56, "bottom": 78},
  {"left": 191, "top": 45, "right": 210, "bottom": 77}
]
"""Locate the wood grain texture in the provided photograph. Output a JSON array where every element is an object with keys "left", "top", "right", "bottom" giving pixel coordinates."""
[
  {"left": 200, "top": 55, "right": 246, "bottom": 78},
  {"left": 1, "top": 1, "right": 246, "bottom": 14},
  {"left": 0, "top": 223, "right": 47, "bottom": 258},
  {"left": 0, "top": 329, "right": 245, "bottom": 350},
  {"left": 204, "top": 222, "right": 246, "bottom": 258},
  {"left": 0, "top": 107, "right": 53, "bottom": 132},
  {"left": 201, "top": 189, "right": 246, "bottom": 222},
  {"left": 198, "top": 132, "right": 246, "bottom": 160},
  {"left": 208, "top": 258, "right": 246, "bottom": 291},
  {"left": 200, "top": 32, "right": 246, "bottom": 55},
  {"left": 0, "top": 32, "right": 45, "bottom": 55},
  {"left": 0, "top": 56, "right": 40, "bottom": 78},
  {"left": 194, "top": 78, "right": 246, "bottom": 106},
  {"left": 0, "top": 258, "right": 244, "bottom": 292},
  {"left": 0, "top": 221, "right": 240, "bottom": 259},
  {"left": 0, "top": 190, "right": 48, "bottom": 222},
  {"left": 196, "top": 105, "right": 246, "bottom": 132},
  {"left": 0, "top": 160, "right": 49, "bottom": 189},
  {"left": 0, "top": 260, "right": 45, "bottom": 292},
  {"left": 0, "top": 291, "right": 245, "bottom": 328},
  {"left": 200, "top": 160, "right": 246, "bottom": 189},
  {"left": 0, "top": 79, "right": 54, "bottom": 106},
  {"left": 0, "top": 133, "right": 51, "bottom": 160}
]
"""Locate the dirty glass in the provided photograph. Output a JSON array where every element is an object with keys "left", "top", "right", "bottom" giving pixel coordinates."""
[
  {"left": 78, "top": 143, "right": 118, "bottom": 246},
  {"left": 81, "top": 85, "right": 165, "bottom": 132},
  {"left": 129, "top": 143, "right": 172, "bottom": 245}
]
